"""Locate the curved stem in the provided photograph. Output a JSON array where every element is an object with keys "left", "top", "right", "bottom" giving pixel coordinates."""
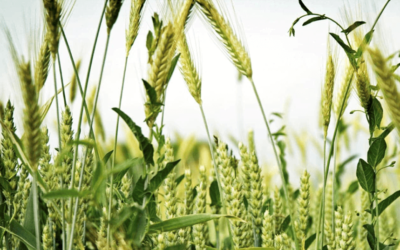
[
  {"left": 316, "top": 138, "right": 327, "bottom": 250},
  {"left": 371, "top": 0, "right": 391, "bottom": 31},
  {"left": 106, "top": 56, "right": 129, "bottom": 249},
  {"left": 53, "top": 57, "right": 67, "bottom": 250},
  {"left": 57, "top": 53, "right": 67, "bottom": 107},
  {"left": 248, "top": 77, "right": 299, "bottom": 250}
]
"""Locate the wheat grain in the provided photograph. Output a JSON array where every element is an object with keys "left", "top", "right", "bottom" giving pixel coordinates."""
[
  {"left": 126, "top": 0, "right": 146, "bottom": 56},
  {"left": 105, "top": 0, "right": 123, "bottom": 34},
  {"left": 196, "top": 0, "right": 252, "bottom": 78}
]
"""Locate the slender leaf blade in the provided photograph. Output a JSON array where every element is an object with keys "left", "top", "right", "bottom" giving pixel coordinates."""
[
  {"left": 302, "top": 16, "right": 326, "bottom": 26},
  {"left": 342, "top": 21, "right": 366, "bottom": 35},
  {"left": 299, "top": 0, "right": 312, "bottom": 14},
  {"left": 148, "top": 214, "right": 241, "bottom": 234},
  {"left": 112, "top": 108, "right": 154, "bottom": 166}
]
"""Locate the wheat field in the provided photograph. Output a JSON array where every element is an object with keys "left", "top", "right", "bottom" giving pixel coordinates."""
[{"left": 0, "top": 0, "right": 399, "bottom": 250}]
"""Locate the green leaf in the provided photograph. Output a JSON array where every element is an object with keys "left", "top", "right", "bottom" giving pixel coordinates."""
[
  {"left": 148, "top": 160, "right": 180, "bottom": 193},
  {"left": 356, "top": 159, "right": 375, "bottom": 193},
  {"left": 148, "top": 214, "right": 242, "bottom": 234},
  {"left": 165, "top": 245, "right": 186, "bottom": 250},
  {"left": 112, "top": 108, "right": 154, "bottom": 166},
  {"left": 305, "top": 233, "right": 316, "bottom": 249},
  {"left": 302, "top": 16, "right": 326, "bottom": 26},
  {"left": 112, "top": 158, "right": 142, "bottom": 184},
  {"left": 148, "top": 194, "right": 162, "bottom": 222},
  {"left": 329, "top": 33, "right": 356, "bottom": 54},
  {"left": 335, "top": 154, "right": 357, "bottom": 187},
  {"left": 146, "top": 31, "right": 153, "bottom": 51},
  {"left": 1, "top": 218, "right": 38, "bottom": 250},
  {"left": 209, "top": 180, "right": 221, "bottom": 207},
  {"left": 127, "top": 208, "right": 147, "bottom": 246},
  {"left": 371, "top": 190, "right": 400, "bottom": 217},
  {"left": 131, "top": 160, "right": 180, "bottom": 205},
  {"left": 166, "top": 53, "right": 181, "bottom": 84},
  {"left": 364, "top": 224, "right": 376, "bottom": 250},
  {"left": 42, "top": 189, "right": 81, "bottom": 200},
  {"left": 355, "top": 30, "right": 374, "bottom": 58},
  {"left": 367, "top": 138, "right": 386, "bottom": 168},
  {"left": 367, "top": 97, "right": 383, "bottom": 134},
  {"left": 342, "top": 21, "right": 366, "bottom": 35},
  {"left": 175, "top": 174, "right": 184, "bottom": 186},
  {"left": 102, "top": 150, "right": 114, "bottom": 165},
  {"left": 0, "top": 177, "right": 12, "bottom": 192},
  {"left": 346, "top": 181, "right": 359, "bottom": 195},
  {"left": 280, "top": 215, "right": 290, "bottom": 232},
  {"left": 299, "top": 0, "right": 312, "bottom": 14},
  {"left": 142, "top": 80, "right": 158, "bottom": 105}
]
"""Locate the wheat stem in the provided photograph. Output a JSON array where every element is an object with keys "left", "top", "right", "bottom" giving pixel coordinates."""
[
  {"left": 32, "top": 171, "right": 41, "bottom": 250},
  {"left": 249, "top": 77, "right": 299, "bottom": 250},
  {"left": 57, "top": 52, "right": 67, "bottom": 107},
  {"left": 107, "top": 55, "right": 129, "bottom": 248}
]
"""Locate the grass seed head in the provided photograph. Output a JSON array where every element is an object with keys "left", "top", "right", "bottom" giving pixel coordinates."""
[
  {"left": 106, "top": 0, "right": 124, "bottom": 34},
  {"left": 196, "top": 0, "right": 252, "bottom": 78},
  {"left": 126, "top": 0, "right": 146, "bottom": 55},
  {"left": 322, "top": 50, "right": 336, "bottom": 138},
  {"left": 43, "top": 0, "right": 63, "bottom": 59},
  {"left": 35, "top": 35, "right": 51, "bottom": 91}
]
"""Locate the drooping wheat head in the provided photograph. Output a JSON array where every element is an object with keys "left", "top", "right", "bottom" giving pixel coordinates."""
[
  {"left": 196, "top": 0, "right": 252, "bottom": 78},
  {"left": 35, "top": 34, "right": 51, "bottom": 91},
  {"left": 177, "top": 33, "right": 202, "bottom": 105},
  {"left": 42, "top": 0, "right": 62, "bottom": 59},
  {"left": 368, "top": 48, "right": 400, "bottom": 134},
  {"left": 106, "top": 0, "right": 124, "bottom": 34},
  {"left": 126, "top": 0, "right": 146, "bottom": 56}
]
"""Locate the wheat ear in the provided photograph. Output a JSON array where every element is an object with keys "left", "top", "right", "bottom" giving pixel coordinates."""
[
  {"left": 126, "top": 0, "right": 146, "bottom": 56},
  {"left": 69, "top": 59, "right": 81, "bottom": 103},
  {"left": 196, "top": 0, "right": 252, "bottom": 78},
  {"left": 368, "top": 48, "right": 400, "bottom": 134},
  {"left": 322, "top": 52, "right": 336, "bottom": 138},
  {"left": 43, "top": 0, "right": 62, "bottom": 59},
  {"left": 105, "top": 0, "right": 123, "bottom": 34},
  {"left": 35, "top": 35, "right": 51, "bottom": 91}
]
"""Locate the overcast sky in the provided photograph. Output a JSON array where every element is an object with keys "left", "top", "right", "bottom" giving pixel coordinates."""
[{"left": 1, "top": 0, "right": 400, "bottom": 178}]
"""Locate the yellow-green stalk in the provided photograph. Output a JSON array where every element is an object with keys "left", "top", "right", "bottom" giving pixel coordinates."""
[{"left": 69, "top": 59, "right": 81, "bottom": 103}]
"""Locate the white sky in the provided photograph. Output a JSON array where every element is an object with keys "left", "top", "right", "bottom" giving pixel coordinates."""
[{"left": 1, "top": 0, "right": 400, "bottom": 184}]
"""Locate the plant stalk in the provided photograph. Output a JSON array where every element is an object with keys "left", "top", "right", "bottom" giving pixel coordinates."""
[
  {"left": 106, "top": 56, "right": 129, "bottom": 249},
  {"left": 32, "top": 171, "right": 41, "bottom": 250},
  {"left": 248, "top": 77, "right": 299, "bottom": 250}
]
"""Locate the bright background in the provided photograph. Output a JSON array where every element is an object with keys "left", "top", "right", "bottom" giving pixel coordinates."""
[{"left": 1, "top": 0, "right": 400, "bottom": 183}]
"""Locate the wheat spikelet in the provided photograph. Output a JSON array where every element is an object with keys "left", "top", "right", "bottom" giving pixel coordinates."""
[
  {"left": 262, "top": 212, "right": 274, "bottom": 247},
  {"left": 193, "top": 165, "right": 208, "bottom": 250},
  {"left": 19, "top": 61, "right": 42, "bottom": 169},
  {"left": 106, "top": 0, "right": 123, "bottom": 34},
  {"left": 69, "top": 59, "right": 81, "bottom": 103},
  {"left": 355, "top": 61, "right": 371, "bottom": 110},
  {"left": 368, "top": 48, "right": 400, "bottom": 134},
  {"left": 0, "top": 101, "right": 4, "bottom": 121},
  {"left": 196, "top": 0, "right": 252, "bottom": 78},
  {"left": 334, "top": 62, "right": 354, "bottom": 118},
  {"left": 126, "top": 0, "right": 146, "bottom": 56},
  {"left": 43, "top": 0, "right": 62, "bottom": 59},
  {"left": 177, "top": 34, "right": 202, "bottom": 105},
  {"left": 35, "top": 35, "right": 51, "bottom": 91},
  {"left": 297, "top": 170, "right": 310, "bottom": 247},
  {"left": 322, "top": 50, "right": 336, "bottom": 138},
  {"left": 145, "top": 23, "right": 175, "bottom": 127}
]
